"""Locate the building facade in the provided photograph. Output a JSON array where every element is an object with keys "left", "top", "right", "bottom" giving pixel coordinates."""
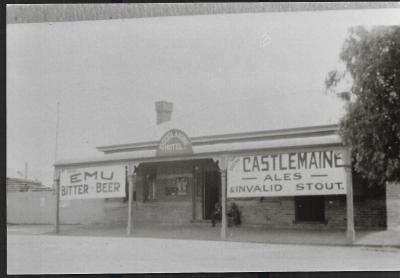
[{"left": 53, "top": 101, "right": 389, "bottom": 234}]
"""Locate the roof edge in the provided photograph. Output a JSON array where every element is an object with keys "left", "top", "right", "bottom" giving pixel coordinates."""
[
  {"left": 55, "top": 134, "right": 343, "bottom": 168},
  {"left": 97, "top": 124, "right": 340, "bottom": 154}
]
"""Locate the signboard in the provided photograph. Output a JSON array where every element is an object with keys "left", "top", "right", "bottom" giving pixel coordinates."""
[
  {"left": 227, "top": 150, "right": 347, "bottom": 198},
  {"left": 156, "top": 129, "right": 193, "bottom": 157},
  {"left": 60, "top": 165, "right": 126, "bottom": 200},
  {"left": 165, "top": 177, "right": 188, "bottom": 196},
  {"left": 176, "top": 177, "right": 188, "bottom": 195}
]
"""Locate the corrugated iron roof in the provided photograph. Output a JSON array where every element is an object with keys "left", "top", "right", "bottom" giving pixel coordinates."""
[{"left": 6, "top": 177, "right": 50, "bottom": 192}]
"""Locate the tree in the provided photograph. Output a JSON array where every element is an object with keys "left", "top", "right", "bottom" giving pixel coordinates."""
[{"left": 326, "top": 26, "right": 400, "bottom": 187}]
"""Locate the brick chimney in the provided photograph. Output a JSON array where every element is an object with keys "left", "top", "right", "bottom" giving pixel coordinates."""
[{"left": 155, "top": 101, "right": 173, "bottom": 124}]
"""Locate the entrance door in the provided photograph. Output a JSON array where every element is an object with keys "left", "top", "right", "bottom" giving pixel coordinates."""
[{"left": 203, "top": 170, "right": 220, "bottom": 219}]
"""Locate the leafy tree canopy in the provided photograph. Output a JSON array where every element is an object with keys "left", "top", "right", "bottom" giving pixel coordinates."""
[{"left": 326, "top": 26, "right": 400, "bottom": 187}]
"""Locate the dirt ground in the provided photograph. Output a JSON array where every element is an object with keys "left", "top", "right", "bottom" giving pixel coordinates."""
[{"left": 7, "top": 230, "right": 400, "bottom": 274}]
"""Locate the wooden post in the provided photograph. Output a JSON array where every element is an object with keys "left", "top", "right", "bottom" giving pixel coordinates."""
[
  {"left": 192, "top": 170, "right": 196, "bottom": 222},
  {"left": 54, "top": 176, "right": 60, "bottom": 234},
  {"left": 216, "top": 156, "right": 229, "bottom": 240},
  {"left": 345, "top": 148, "right": 355, "bottom": 243},
  {"left": 127, "top": 170, "right": 135, "bottom": 236},
  {"left": 220, "top": 168, "right": 227, "bottom": 239}
]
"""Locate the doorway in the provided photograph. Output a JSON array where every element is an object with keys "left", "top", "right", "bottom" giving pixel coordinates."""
[
  {"left": 295, "top": 196, "right": 325, "bottom": 222},
  {"left": 203, "top": 170, "right": 221, "bottom": 220}
]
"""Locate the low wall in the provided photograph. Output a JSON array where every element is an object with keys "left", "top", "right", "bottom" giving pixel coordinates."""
[
  {"left": 7, "top": 189, "right": 106, "bottom": 225},
  {"left": 7, "top": 190, "right": 56, "bottom": 224}
]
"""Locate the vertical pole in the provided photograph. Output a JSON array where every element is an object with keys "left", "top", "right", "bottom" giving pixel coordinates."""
[
  {"left": 192, "top": 167, "right": 197, "bottom": 222},
  {"left": 192, "top": 177, "right": 196, "bottom": 221},
  {"left": 152, "top": 179, "right": 156, "bottom": 200},
  {"left": 54, "top": 102, "right": 60, "bottom": 162},
  {"left": 220, "top": 168, "right": 227, "bottom": 240},
  {"left": 54, "top": 176, "right": 60, "bottom": 234},
  {"left": 345, "top": 148, "right": 355, "bottom": 243},
  {"left": 127, "top": 171, "right": 134, "bottom": 235},
  {"left": 24, "top": 162, "right": 28, "bottom": 179},
  {"left": 54, "top": 102, "right": 61, "bottom": 234},
  {"left": 203, "top": 171, "right": 206, "bottom": 219}
]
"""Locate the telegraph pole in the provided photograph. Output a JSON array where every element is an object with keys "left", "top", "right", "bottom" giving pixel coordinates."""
[{"left": 54, "top": 101, "right": 61, "bottom": 234}]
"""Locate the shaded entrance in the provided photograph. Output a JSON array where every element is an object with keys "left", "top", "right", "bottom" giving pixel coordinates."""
[
  {"left": 132, "top": 159, "right": 220, "bottom": 224},
  {"left": 192, "top": 161, "right": 221, "bottom": 221},
  {"left": 203, "top": 170, "right": 221, "bottom": 220}
]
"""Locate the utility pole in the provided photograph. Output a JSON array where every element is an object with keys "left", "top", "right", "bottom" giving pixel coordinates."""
[
  {"left": 54, "top": 102, "right": 60, "bottom": 165},
  {"left": 24, "top": 162, "right": 28, "bottom": 179},
  {"left": 54, "top": 101, "right": 61, "bottom": 234}
]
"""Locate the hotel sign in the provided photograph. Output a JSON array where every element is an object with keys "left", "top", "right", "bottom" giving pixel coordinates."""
[
  {"left": 60, "top": 165, "right": 126, "bottom": 200},
  {"left": 227, "top": 150, "right": 347, "bottom": 198},
  {"left": 156, "top": 129, "right": 193, "bottom": 157}
]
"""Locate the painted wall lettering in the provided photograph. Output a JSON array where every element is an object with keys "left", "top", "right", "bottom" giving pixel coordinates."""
[
  {"left": 60, "top": 165, "right": 125, "bottom": 200},
  {"left": 227, "top": 149, "right": 347, "bottom": 198}
]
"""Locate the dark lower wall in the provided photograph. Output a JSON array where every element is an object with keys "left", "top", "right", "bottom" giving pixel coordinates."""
[
  {"left": 60, "top": 198, "right": 105, "bottom": 224},
  {"left": 234, "top": 197, "right": 294, "bottom": 227},
  {"left": 103, "top": 200, "right": 192, "bottom": 225},
  {"left": 102, "top": 189, "right": 387, "bottom": 229},
  {"left": 232, "top": 194, "right": 386, "bottom": 230},
  {"left": 233, "top": 197, "right": 340, "bottom": 230},
  {"left": 133, "top": 201, "right": 192, "bottom": 224}
]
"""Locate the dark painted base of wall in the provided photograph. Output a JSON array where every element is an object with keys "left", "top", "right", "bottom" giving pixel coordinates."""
[{"left": 100, "top": 194, "right": 387, "bottom": 231}]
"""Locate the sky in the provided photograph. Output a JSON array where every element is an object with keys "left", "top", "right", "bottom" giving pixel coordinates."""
[{"left": 7, "top": 8, "right": 400, "bottom": 187}]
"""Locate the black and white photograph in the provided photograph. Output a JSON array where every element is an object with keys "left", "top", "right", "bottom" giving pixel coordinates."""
[{"left": 5, "top": 2, "right": 400, "bottom": 275}]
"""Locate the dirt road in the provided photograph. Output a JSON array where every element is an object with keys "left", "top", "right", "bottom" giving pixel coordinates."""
[{"left": 7, "top": 233, "right": 400, "bottom": 274}]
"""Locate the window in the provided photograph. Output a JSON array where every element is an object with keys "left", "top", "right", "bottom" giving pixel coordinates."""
[
  {"left": 295, "top": 196, "right": 325, "bottom": 222},
  {"left": 165, "top": 177, "right": 188, "bottom": 196}
]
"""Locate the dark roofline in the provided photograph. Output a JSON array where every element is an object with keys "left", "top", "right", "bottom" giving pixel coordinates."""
[
  {"left": 6, "top": 177, "right": 43, "bottom": 186},
  {"left": 97, "top": 124, "right": 340, "bottom": 154},
  {"left": 7, "top": 3, "right": 399, "bottom": 24}
]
